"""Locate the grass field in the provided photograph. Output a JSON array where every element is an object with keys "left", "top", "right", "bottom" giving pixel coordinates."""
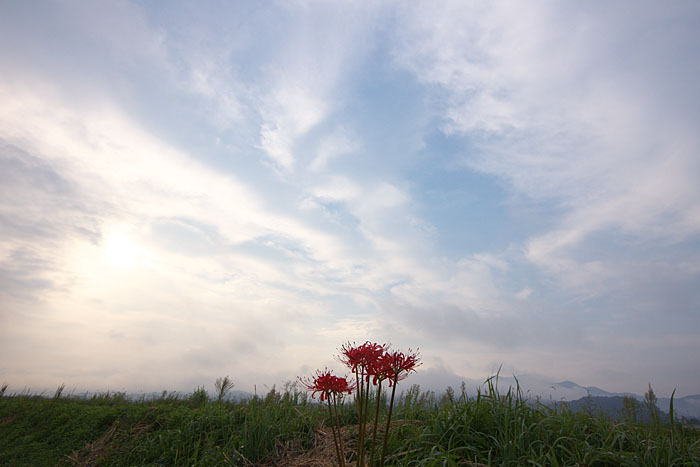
[{"left": 1, "top": 379, "right": 698, "bottom": 466}]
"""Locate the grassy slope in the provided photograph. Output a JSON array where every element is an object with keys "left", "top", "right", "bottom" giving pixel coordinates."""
[{"left": 1, "top": 383, "right": 699, "bottom": 466}]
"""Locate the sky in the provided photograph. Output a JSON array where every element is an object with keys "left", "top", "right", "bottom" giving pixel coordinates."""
[{"left": 1, "top": 0, "right": 699, "bottom": 399}]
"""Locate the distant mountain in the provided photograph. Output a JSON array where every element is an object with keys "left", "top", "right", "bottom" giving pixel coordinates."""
[
  {"left": 658, "top": 394, "right": 700, "bottom": 420},
  {"left": 538, "top": 382, "right": 700, "bottom": 421},
  {"left": 559, "top": 396, "right": 662, "bottom": 423},
  {"left": 548, "top": 380, "right": 637, "bottom": 399},
  {"left": 554, "top": 395, "right": 700, "bottom": 426},
  {"left": 430, "top": 375, "right": 700, "bottom": 421}
]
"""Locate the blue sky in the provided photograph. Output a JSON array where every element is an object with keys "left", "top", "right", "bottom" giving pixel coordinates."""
[{"left": 1, "top": 0, "right": 699, "bottom": 398}]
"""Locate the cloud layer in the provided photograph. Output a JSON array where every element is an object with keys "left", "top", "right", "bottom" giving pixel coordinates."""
[{"left": 1, "top": 1, "right": 699, "bottom": 397}]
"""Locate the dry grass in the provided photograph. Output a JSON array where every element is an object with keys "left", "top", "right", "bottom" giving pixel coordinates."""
[
  {"left": 65, "top": 418, "right": 153, "bottom": 467},
  {"left": 267, "top": 419, "right": 432, "bottom": 467}
]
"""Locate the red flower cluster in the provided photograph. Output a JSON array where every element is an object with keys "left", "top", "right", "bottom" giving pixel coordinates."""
[
  {"left": 299, "top": 341, "right": 420, "bottom": 467},
  {"left": 299, "top": 367, "right": 356, "bottom": 466},
  {"left": 380, "top": 349, "right": 421, "bottom": 385},
  {"left": 299, "top": 369, "right": 355, "bottom": 401},
  {"left": 339, "top": 341, "right": 387, "bottom": 379},
  {"left": 339, "top": 341, "right": 421, "bottom": 385},
  {"left": 336, "top": 341, "right": 421, "bottom": 466}
]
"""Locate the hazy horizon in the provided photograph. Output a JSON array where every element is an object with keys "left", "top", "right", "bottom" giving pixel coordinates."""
[
  {"left": 2, "top": 1, "right": 699, "bottom": 399},
  {"left": 2, "top": 369, "right": 692, "bottom": 404}
]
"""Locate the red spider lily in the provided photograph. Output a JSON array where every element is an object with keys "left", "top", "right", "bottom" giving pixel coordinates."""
[
  {"left": 338, "top": 341, "right": 363, "bottom": 370},
  {"left": 299, "top": 369, "right": 355, "bottom": 401},
  {"left": 379, "top": 348, "right": 421, "bottom": 467},
  {"left": 382, "top": 349, "right": 421, "bottom": 385},
  {"left": 338, "top": 341, "right": 389, "bottom": 466},
  {"left": 299, "top": 368, "right": 354, "bottom": 467},
  {"left": 366, "top": 352, "right": 393, "bottom": 384},
  {"left": 338, "top": 341, "right": 387, "bottom": 376},
  {"left": 322, "top": 342, "right": 422, "bottom": 466}
]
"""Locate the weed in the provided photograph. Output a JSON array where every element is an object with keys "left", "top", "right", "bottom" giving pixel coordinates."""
[{"left": 214, "top": 376, "right": 235, "bottom": 403}]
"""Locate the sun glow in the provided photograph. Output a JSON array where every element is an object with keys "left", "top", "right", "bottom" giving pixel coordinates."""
[{"left": 103, "top": 231, "right": 147, "bottom": 268}]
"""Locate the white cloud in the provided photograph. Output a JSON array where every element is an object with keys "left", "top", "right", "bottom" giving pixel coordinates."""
[
  {"left": 1, "top": 78, "right": 492, "bottom": 373},
  {"left": 309, "top": 127, "right": 360, "bottom": 172},
  {"left": 0, "top": 82, "right": 371, "bottom": 330},
  {"left": 515, "top": 288, "right": 532, "bottom": 301},
  {"left": 3, "top": 1, "right": 698, "bottom": 396},
  {"left": 311, "top": 176, "right": 362, "bottom": 202},
  {"left": 186, "top": 63, "right": 244, "bottom": 128},
  {"left": 394, "top": 1, "right": 700, "bottom": 295},
  {"left": 258, "top": 86, "right": 329, "bottom": 170},
  {"left": 251, "top": 3, "right": 382, "bottom": 171},
  {"left": 389, "top": 253, "right": 509, "bottom": 315}
]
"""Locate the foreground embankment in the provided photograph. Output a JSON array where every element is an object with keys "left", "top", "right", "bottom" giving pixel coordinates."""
[{"left": 1, "top": 383, "right": 698, "bottom": 466}]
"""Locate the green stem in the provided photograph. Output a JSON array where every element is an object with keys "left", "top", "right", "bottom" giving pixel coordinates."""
[
  {"left": 360, "top": 373, "right": 373, "bottom": 467},
  {"left": 368, "top": 379, "right": 383, "bottom": 466},
  {"left": 332, "top": 393, "right": 346, "bottom": 467},
  {"left": 380, "top": 376, "right": 398, "bottom": 467},
  {"left": 357, "top": 369, "right": 365, "bottom": 466},
  {"left": 327, "top": 395, "right": 342, "bottom": 467}
]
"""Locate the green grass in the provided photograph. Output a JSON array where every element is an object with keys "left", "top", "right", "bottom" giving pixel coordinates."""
[
  {"left": 386, "top": 380, "right": 700, "bottom": 466},
  {"left": 1, "top": 380, "right": 698, "bottom": 466}
]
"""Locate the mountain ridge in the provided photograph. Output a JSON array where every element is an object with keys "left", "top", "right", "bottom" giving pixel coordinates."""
[{"left": 540, "top": 381, "right": 700, "bottom": 420}]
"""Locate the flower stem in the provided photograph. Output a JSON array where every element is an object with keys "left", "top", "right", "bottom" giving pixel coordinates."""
[
  {"left": 327, "top": 395, "right": 342, "bottom": 467},
  {"left": 356, "top": 370, "right": 365, "bottom": 466},
  {"left": 359, "top": 374, "right": 373, "bottom": 466},
  {"left": 379, "top": 376, "right": 398, "bottom": 467},
  {"left": 361, "top": 377, "right": 371, "bottom": 465},
  {"left": 332, "top": 393, "right": 346, "bottom": 467},
  {"left": 368, "top": 379, "right": 383, "bottom": 466}
]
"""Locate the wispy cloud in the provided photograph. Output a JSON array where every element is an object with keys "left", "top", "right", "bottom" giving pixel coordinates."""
[
  {"left": 258, "top": 87, "right": 329, "bottom": 170},
  {"left": 393, "top": 1, "right": 700, "bottom": 295},
  {"left": 309, "top": 127, "right": 360, "bottom": 172},
  {"left": 1, "top": 1, "right": 699, "bottom": 396}
]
